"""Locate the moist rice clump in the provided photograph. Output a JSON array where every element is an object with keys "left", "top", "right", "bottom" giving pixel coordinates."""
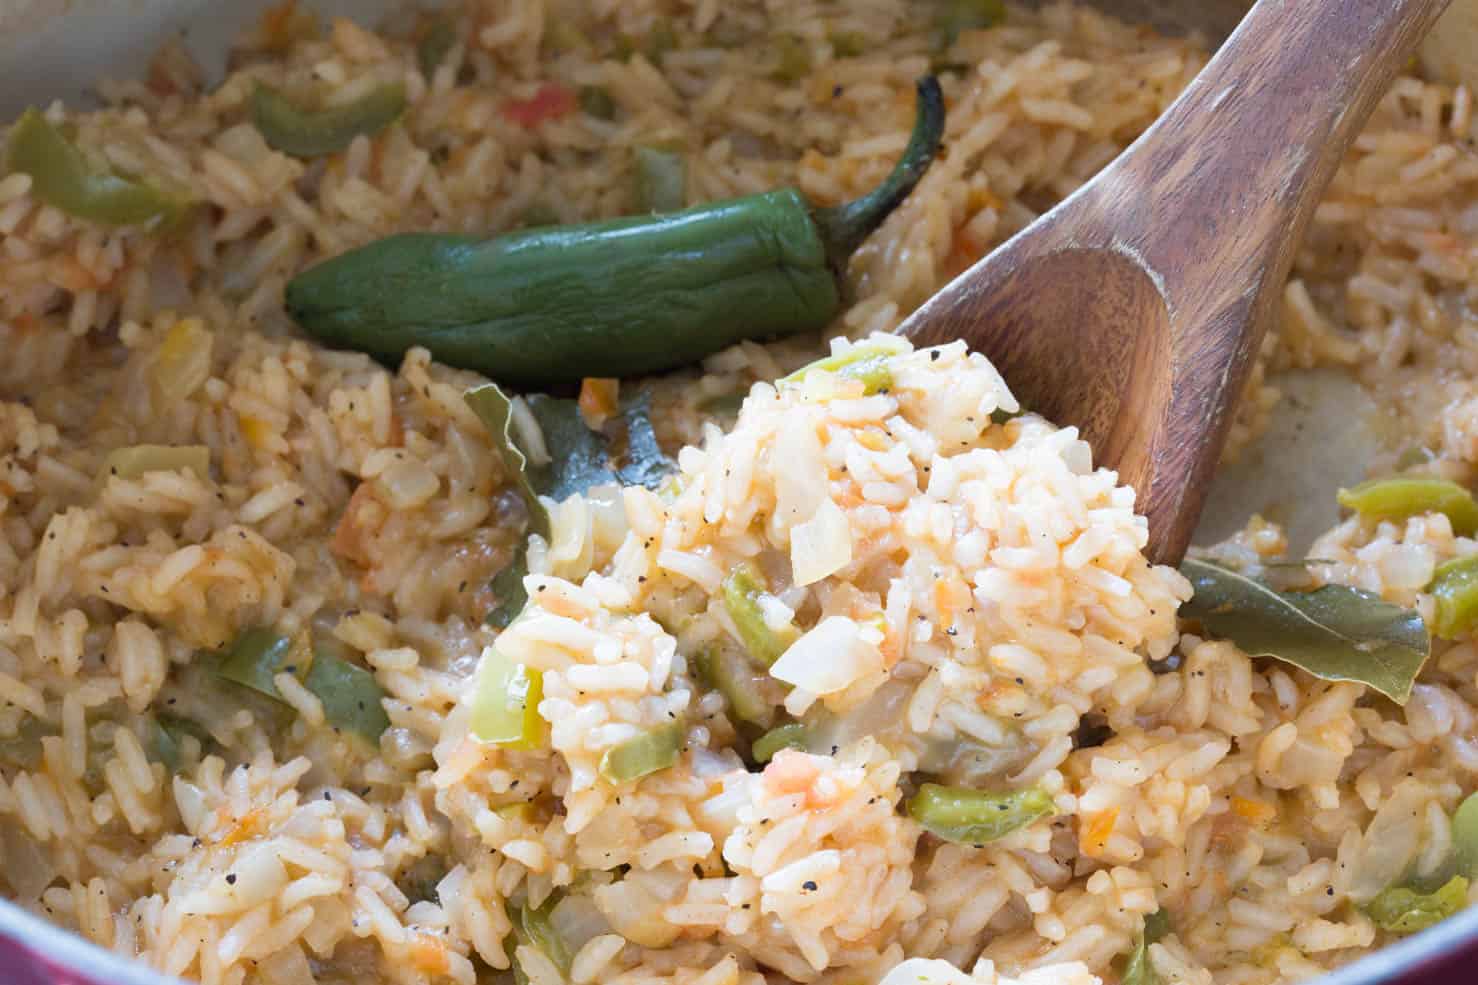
[{"left": 0, "top": 3, "right": 1475, "bottom": 985}]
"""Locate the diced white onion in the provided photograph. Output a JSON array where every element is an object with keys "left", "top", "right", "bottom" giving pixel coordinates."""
[
  {"left": 550, "top": 893, "right": 613, "bottom": 956},
  {"left": 1348, "top": 780, "right": 1431, "bottom": 902},
  {"left": 696, "top": 771, "right": 755, "bottom": 833},
  {"left": 773, "top": 418, "right": 826, "bottom": 525},
  {"left": 770, "top": 616, "right": 880, "bottom": 695},
  {"left": 790, "top": 498, "right": 852, "bottom": 586}
]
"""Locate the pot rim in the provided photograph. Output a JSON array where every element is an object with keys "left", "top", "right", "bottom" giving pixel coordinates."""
[{"left": 3, "top": 891, "right": 1476, "bottom": 984}]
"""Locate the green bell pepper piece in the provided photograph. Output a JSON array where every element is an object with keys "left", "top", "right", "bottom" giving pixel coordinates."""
[
  {"left": 6, "top": 109, "right": 189, "bottom": 227},
  {"left": 251, "top": 81, "right": 407, "bottom": 159},
  {"left": 1338, "top": 477, "right": 1478, "bottom": 536},
  {"left": 598, "top": 721, "right": 684, "bottom": 784},
  {"left": 780, "top": 340, "right": 902, "bottom": 395},
  {"left": 907, "top": 782, "right": 1056, "bottom": 845},
  {"left": 1427, "top": 556, "right": 1478, "bottom": 638},
  {"left": 1364, "top": 875, "right": 1469, "bottom": 934},
  {"left": 752, "top": 722, "right": 810, "bottom": 764},
  {"left": 470, "top": 646, "right": 546, "bottom": 749},
  {"left": 721, "top": 563, "right": 797, "bottom": 667},
  {"left": 509, "top": 893, "right": 571, "bottom": 982},
  {"left": 634, "top": 146, "right": 685, "bottom": 213},
  {"left": 693, "top": 645, "right": 774, "bottom": 725}
]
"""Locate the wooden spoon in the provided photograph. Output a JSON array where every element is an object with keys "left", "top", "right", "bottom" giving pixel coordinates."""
[{"left": 900, "top": 0, "right": 1451, "bottom": 563}]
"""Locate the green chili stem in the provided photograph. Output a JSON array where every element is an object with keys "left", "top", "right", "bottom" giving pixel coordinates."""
[{"left": 811, "top": 77, "right": 945, "bottom": 269}]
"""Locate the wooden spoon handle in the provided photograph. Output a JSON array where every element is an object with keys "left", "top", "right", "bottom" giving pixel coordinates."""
[
  {"left": 1096, "top": 0, "right": 1451, "bottom": 310},
  {"left": 1063, "top": 0, "right": 1450, "bottom": 559}
]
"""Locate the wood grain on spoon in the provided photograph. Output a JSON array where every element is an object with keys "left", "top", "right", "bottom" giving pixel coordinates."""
[{"left": 900, "top": 0, "right": 1451, "bottom": 563}]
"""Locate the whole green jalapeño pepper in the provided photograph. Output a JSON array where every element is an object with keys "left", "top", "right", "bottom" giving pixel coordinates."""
[{"left": 285, "top": 78, "right": 945, "bottom": 386}]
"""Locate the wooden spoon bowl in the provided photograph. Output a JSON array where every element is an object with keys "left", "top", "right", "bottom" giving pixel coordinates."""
[{"left": 901, "top": 0, "right": 1451, "bottom": 563}]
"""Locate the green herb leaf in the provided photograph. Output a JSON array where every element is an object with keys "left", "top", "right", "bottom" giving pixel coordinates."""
[
  {"left": 1364, "top": 875, "right": 1469, "bottom": 934},
  {"left": 1120, "top": 910, "right": 1171, "bottom": 985},
  {"left": 214, "top": 628, "right": 304, "bottom": 703},
  {"left": 465, "top": 383, "right": 552, "bottom": 541},
  {"left": 1180, "top": 558, "right": 1430, "bottom": 705},
  {"left": 615, "top": 390, "right": 670, "bottom": 491},
  {"left": 486, "top": 563, "right": 530, "bottom": 632},
  {"left": 466, "top": 384, "right": 673, "bottom": 628},
  {"left": 304, "top": 650, "right": 390, "bottom": 742},
  {"left": 522, "top": 390, "right": 671, "bottom": 500},
  {"left": 144, "top": 716, "right": 181, "bottom": 771}
]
